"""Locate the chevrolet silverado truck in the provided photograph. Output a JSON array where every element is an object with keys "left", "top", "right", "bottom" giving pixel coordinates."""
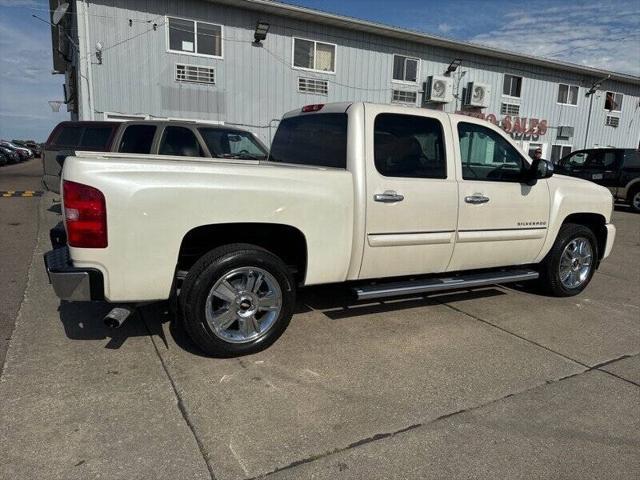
[{"left": 44, "top": 102, "right": 616, "bottom": 357}]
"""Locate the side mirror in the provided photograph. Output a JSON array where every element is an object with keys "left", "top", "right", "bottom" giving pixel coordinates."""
[{"left": 526, "top": 159, "right": 553, "bottom": 185}]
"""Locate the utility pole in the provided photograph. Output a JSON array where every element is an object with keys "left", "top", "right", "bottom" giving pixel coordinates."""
[{"left": 583, "top": 75, "right": 610, "bottom": 149}]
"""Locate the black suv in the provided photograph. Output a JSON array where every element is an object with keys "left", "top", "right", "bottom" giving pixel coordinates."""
[{"left": 555, "top": 148, "right": 640, "bottom": 212}]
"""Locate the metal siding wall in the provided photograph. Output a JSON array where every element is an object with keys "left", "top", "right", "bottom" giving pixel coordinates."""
[{"left": 83, "top": 0, "right": 640, "bottom": 148}]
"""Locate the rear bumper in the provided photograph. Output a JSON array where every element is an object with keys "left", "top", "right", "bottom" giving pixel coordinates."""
[
  {"left": 44, "top": 246, "right": 104, "bottom": 301},
  {"left": 602, "top": 223, "right": 616, "bottom": 261}
]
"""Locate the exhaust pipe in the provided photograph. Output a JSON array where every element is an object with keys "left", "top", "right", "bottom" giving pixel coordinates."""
[{"left": 103, "top": 307, "right": 134, "bottom": 329}]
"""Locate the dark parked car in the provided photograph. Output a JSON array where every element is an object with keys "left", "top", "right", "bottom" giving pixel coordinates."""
[
  {"left": 12, "top": 140, "right": 42, "bottom": 157},
  {"left": 556, "top": 148, "right": 640, "bottom": 212},
  {"left": 43, "top": 120, "right": 268, "bottom": 192},
  {"left": 0, "top": 150, "right": 8, "bottom": 166},
  {"left": 0, "top": 141, "right": 31, "bottom": 160},
  {"left": 0, "top": 146, "right": 20, "bottom": 164}
]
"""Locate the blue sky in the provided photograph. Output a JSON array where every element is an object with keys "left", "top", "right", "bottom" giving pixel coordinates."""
[{"left": 0, "top": 0, "right": 639, "bottom": 141}]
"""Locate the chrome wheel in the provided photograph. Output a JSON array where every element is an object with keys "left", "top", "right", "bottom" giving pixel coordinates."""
[
  {"left": 633, "top": 191, "right": 640, "bottom": 210},
  {"left": 559, "top": 237, "right": 593, "bottom": 289},
  {"left": 205, "top": 267, "right": 282, "bottom": 344}
]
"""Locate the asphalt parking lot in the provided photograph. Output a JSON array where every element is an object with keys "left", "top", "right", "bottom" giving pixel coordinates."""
[{"left": 1, "top": 182, "right": 638, "bottom": 479}]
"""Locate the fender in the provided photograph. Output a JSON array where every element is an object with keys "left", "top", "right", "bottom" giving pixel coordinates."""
[{"left": 534, "top": 175, "right": 613, "bottom": 263}]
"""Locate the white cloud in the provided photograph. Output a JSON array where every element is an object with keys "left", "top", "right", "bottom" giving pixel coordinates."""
[
  {"left": 471, "top": 2, "right": 640, "bottom": 76},
  {"left": 438, "top": 22, "right": 453, "bottom": 34}
]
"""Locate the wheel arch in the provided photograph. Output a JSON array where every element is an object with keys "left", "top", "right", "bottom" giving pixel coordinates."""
[
  {"left": 176, "top": 222, "right": 308, "bottom": 284},
  {"left": 625, "top": 178, "right": 640, "bottom": 201},
  {"left": 560, "top": 212, "right": 608, "bottom": 263}
]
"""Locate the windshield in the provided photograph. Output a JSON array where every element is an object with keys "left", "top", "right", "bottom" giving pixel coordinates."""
[{"left": 198, "top": 128, "right": 267, "bottom": 160}]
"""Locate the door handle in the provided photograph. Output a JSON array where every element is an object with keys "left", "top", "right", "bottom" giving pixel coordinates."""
[
  {"left": 464, "top": 194, "right": 490, "bottom": 204},
  {"left": 374, "top": 190, "right": 404, "bottom": 203}
]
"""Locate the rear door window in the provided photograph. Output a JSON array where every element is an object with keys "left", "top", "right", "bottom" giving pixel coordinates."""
[
  {"left": 269, "top": 113, "right": 348, "bottom": 168},
  {"left": 158, "top": 126, "right": 204, "bottom": 157},
  {"left": 374, "top": 113, "right": 446, "bottom": 179},
  {"left": 118, "top": 125, "right": 157, "bottom": 154}
]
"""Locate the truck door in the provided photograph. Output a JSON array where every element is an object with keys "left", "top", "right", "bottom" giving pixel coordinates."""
[
  {"left": 593, "top": 150, "right": 623, "bottom": 195},
  {"left": 448, "top": 118, "right": 550, "bottom": 271},
  {"left": 359, "top": 105, "right": 458, "bottom": 280}
]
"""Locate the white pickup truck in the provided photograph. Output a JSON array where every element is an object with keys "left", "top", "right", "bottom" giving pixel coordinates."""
[{"left": 45, "top": 102, "right": 616, "bottom": 356}]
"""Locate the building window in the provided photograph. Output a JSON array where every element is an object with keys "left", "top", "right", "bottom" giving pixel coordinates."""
[
  {"left": 500, "top": 102, "right": 520, "bottom": 115},
  {"left": 292, "top": 37, "right": 336, "bottom": 73},
  {"left": 605, "top": 91, "right": 623, "bottom": 112},
  {"left": 557, "top": 84, "right": 578, "bottom": 105},
  {"left": 551, "top": 144, "right": 572, "bottom": 163},
  {"left": 605, "top": 115, "right": 620, "bottom": 127},
  {"left": 175, "top": 64, "right": 215, "bottom": 84},
  {"left": 391, "top": 89, "right": 418, "bottom": 105},
  {"left": 392, "top": 55, "right": 419, "bottom": 83},
  {"left": 503, "top": 74, "right": 522, "bottom": 97},
  {"left": 298, "top": 77, "right": 328, "bottom": 95},
  {"left": 167, "top": 17, "right": 222, "bottom": 58}
]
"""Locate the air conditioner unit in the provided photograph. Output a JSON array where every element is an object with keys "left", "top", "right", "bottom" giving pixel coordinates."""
[
  {"left": 464, "top": 82, "right": 491, "bottom": 108},
  {"left": 425, "top": 75, "right": 453, "bottom": 103},
  {"left": 557, "top": 126, "right": 574, "bottom": 139}
]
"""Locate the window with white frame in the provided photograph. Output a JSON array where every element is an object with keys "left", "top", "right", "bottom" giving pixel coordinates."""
[
  {"left": 551, "top": 144, "right": 572, "bottom": 163},
  {"left": 391, "top": 89, "right": 418, "bottom": 105},
  {"left": 500, "top": 102, "right": 520, "bottom": 115},
  {"left": 167, "top": 17, "right": 222, "bottom": 57},
  {"left": 392, "top": 55, "right": 419, "bottom": 83},
  {"left": 293, "top": 38, "right": 336, "bottom": 73},
  {"left": 604, "top": 91, "right": 623, "bottom": 112},
  {"left": 557, "top": 84, "right": 578, "bottom": 105},
  {"left": 503, "top": 74, "right": 522, "bottom": 97}
]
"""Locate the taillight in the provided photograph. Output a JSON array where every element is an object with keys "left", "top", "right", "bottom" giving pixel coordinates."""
[
  {"left": 301, "top": 104, "right": 324, "bottom": 113},
  {"left": 63, "top": 180, "right": 107, "bottom": 248}
]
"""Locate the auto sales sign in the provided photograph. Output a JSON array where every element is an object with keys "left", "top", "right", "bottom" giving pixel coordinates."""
[{"left": 456, "top": 111, "right": 548, "bottom": 136}]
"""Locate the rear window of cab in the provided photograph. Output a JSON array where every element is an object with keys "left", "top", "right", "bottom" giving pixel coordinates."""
[{"left": 268, "top": 113, "right": 348, "bottom": 169}]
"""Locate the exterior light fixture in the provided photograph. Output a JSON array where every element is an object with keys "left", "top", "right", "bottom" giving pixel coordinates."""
[
  {"left": 95, "top": 41, "right": 103, "bottom": 65},
  {"left": 446, "top": 58, "right": 462, "bottom": 75},
  {"left": 254, "top": 21, "right": 270, "bottom": 44}
]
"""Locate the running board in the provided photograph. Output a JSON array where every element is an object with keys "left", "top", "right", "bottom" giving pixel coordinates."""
[{"left": 353, "top": 269, "right": 539, "bottom": 301}]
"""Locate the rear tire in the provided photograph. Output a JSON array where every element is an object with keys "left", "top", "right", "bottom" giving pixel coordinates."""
[
  {"left": 180, "top": 243, "right": 295, "bottom": 357},
  {"left": 628, "top": 186, "right": 640, "bottom": 213},
  {"left": 538, "top": 223, "right": 597, "bottom": 297}
]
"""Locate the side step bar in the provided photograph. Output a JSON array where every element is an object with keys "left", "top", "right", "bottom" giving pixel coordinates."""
[{"left": 353, "top": 269, "right": 539, "bottom": 301}]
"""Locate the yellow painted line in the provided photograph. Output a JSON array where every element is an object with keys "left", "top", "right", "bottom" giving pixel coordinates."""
[{"left": 0, "top": 190, "right": 44, "bottom": 197}]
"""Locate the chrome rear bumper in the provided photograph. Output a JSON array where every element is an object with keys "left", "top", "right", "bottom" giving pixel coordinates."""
[{"left": 44, "top": 247, "right": 104, "bottom": 301}]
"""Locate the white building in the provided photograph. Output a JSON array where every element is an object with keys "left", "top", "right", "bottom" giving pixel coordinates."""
[{"left": 49, "top": 0, "right": 640, "bottom": 159}]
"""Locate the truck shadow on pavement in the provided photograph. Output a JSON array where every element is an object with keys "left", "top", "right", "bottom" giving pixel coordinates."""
[
  {"left": 57, "top": 285, "right": 507, "bottom": 356},
  {"left": 58, "top": 301, "right": 157, "bottom": 350}
]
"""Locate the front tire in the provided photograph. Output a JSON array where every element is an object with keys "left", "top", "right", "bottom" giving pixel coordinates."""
[
  {"left": 180, "top": 244, "right": 296, "bottom": 357},
  {"left": 539, "top": 223, "right": 597, "bottom": 297}
]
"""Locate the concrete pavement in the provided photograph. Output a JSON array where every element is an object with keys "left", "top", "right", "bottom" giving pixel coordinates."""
[
  {"left": 0, "top": 159, "right": 43, "bottom": 374},
  {"left": 0, "top": 192, "right": 638, "bottom": 479}
]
